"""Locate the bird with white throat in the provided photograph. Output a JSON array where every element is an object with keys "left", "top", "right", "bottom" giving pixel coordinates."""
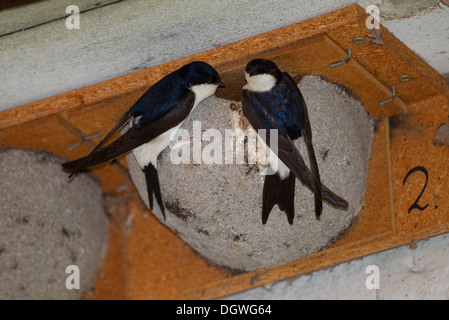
[
  {"left": 62, "top": 61, "right": 225, "bottom": 219},
  {"left": 242, "top": 58, "right": 348, "bottom": 224}
]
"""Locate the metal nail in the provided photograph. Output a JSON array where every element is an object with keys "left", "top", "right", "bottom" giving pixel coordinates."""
[
  {"left": 379, "top": 86, "right": 396, "bottom": 106},
  {"left": 330, "top": 49, "right": 352, "bottom": 67},
  {"left": 68, "top": 131, "right": 102, "bottom": 151}
]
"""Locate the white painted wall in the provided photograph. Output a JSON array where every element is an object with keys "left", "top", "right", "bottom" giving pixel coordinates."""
[
  {"left": 1, "top": 1, "right": 448, "bottom": 111},
  {"left": 224, "top": 234, "right": 449, "bottom": 300}
]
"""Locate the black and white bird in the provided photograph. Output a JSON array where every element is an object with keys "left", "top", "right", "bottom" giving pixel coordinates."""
[
  {"left": 241, "top": 59, "right": 348, "bottom": 224},
  {"left": 62, "top": 61, "right": 224, "bottom": 218}
]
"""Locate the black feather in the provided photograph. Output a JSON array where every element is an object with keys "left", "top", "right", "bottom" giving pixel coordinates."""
[
  {"left": 242, "top": 60, "right": 348, "bottom": 224},
  {"left": 63, "top": 110, "right": 133, "bottom": 178},
  {"left": 62, "top": 90, "right": 195, "bottom": 173},
  {"left": 143, "top": 164, "right": 165, "bottom": 219},
  {"left": 262, "top": 172, "right": 296, "bottom": 224}
]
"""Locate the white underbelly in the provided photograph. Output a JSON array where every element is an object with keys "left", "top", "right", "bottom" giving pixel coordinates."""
[
  {"left": 259, "top": 136, "right": 304, "bottom": 180},
  {"left": 132, "top": 124, "right": 182, "bottom": 168},
  {"left": 131, "top": 84, "right": 218, "bottom": 169}
]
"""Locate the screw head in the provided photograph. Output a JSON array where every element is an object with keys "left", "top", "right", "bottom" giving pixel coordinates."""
[
  {"left": 352, "top": 37, "right": 367, "bottom": 45},
  {"left": 399, "top": 74, "right": 412, "bottom": 83}
]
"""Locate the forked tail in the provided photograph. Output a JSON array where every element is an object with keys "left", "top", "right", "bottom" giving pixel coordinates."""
[{"left": 262, "top": 172, "right": 296, "bottom": 225}]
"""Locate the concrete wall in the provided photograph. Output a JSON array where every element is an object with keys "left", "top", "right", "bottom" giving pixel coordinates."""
[{"left": 2, "top": 0, "right": 448, "bottom": 111}]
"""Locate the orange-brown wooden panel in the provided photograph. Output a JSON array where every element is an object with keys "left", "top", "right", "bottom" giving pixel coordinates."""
[
  {"left": 390, "top": 95, "right": 449, "bottom": 234},
  {"left": 1, "top": 4, "right": 449, "bottom": 300},
  {"left": 217, "top": 35, "right": 407, "bottom": 118},
  {"left": 323, "top": 10, "right": 446, "bottom": 106},
  {"left": 0, "top": 115, "right": 130, "bottom": 193},
  {"left": 87, "top": 196, "right": 128, "bottom": 300},
  {"left": 124, "top": 199, "right": 232, "bottom": 300},
  {"left": 58, "top": 90, "right": 147, "bottom": 170},
  {"left": 0, "top": 115, "right": 78, "bottom": 158}
]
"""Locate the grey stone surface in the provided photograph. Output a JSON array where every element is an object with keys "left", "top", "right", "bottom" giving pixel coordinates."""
[
  {"left": 378, "top": 0, "right": 441, "bottom": 20},
  {"left": 127, "top": 76, "right": 374, "bottom": 271},
  {"left": 0, "top": 0, "right": 121, "bottom": 36},
  {"left": 0, "top": 149, "right": 108, "bottom": 299}
]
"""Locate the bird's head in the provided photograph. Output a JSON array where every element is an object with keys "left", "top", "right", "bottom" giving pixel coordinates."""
[
  {"left": 244, "top": 59, "right": 280, "bottom": 92},
  {"left": 181, "top": 61, "right": 225, "bottom": 101}
]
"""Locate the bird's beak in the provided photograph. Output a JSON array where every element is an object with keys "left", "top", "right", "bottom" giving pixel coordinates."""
[{"left": 216, "top": 79, "right": 225, "bottom": 88}]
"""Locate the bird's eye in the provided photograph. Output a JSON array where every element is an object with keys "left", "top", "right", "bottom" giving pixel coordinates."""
[
  {"left": 264, "top": 67, "right": 269, "bottom": 73},
  {"left": 199, "top": 75, "right": 206, "bottom": 82}
]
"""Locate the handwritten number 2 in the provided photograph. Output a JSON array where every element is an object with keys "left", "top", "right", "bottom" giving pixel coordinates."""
[{"left": 402, "top": 166, "right": 429, "bottom": 213}]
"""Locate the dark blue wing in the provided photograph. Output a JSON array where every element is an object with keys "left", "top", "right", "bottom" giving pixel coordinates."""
[
  {"left": 242, "top": 72, "right": 323, "bottom": 217},
  {"left": 62, "top": 87, "right": 195, "bottom": 172},
  {"left": 248, "top": 72, "right": 305, "bottom": 140},
  {"left": 130, "top": 71, "right": 188, "bottom": 128},
  {"left": 242, "top": 75, "right": 348, "bottom": 211}
]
